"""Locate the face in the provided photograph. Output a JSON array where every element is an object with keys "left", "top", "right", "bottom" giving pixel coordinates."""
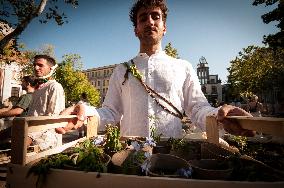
[
  {"left": 135, "top": 7, "right": 166, "bottom": 45},
  {"left": 33, "top": 58, "right": 52, "bottom": 77},
  {"left": 21, "top": 80, "right": 28, "bottom": 90}
]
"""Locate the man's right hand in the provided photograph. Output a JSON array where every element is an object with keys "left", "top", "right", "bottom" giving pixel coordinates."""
[{"left": 55, "top": 104, "right": 87, "bottom": 134}]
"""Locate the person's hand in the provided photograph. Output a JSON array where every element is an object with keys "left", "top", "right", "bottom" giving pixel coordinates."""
[
  {"left": 217, "top": 104, "right": 255, "bottom": 137},
  {"left": 55, "top": 104, "right": 86, "bottom": 134}
]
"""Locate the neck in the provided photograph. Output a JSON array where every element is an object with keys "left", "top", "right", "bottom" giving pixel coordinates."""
[
  {"left": 139, "top": 41, "right": 162, "bottom": 56},
  {"left": 27, "top": 87, "right": 35, "bottom": 93}
]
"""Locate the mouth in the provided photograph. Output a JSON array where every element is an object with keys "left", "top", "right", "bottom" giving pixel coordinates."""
[{"left": 144, "top": 27, "right": 157, "bottom": 34}]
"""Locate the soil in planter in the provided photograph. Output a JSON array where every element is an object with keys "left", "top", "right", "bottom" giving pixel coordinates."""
[
  {"left": 226, "top": 138, "right": 284, "bottom": 171},
  {"left": 170, "top": 141, "right": 202, "bottom": 161},
  {"left": 227, "top": 154, "right": 284, "bottom": 182}
]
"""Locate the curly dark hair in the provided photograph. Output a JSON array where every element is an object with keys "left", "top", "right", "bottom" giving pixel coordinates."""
[
  {"left": 129, "top": 0, "right": 169, "bottom": 28},
  {"left": 22, "top": 75, "right": 37, "bottom": 87},
  {"left": 34, "top": 54, "right": 56, "bottom": 66}
]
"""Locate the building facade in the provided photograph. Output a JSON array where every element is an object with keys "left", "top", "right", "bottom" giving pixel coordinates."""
[
  {"left": 83, "top": 64, "right": 118, "bottom": 104},
  {"left": 0, "top": 62, "right": 23, "bottom": 104},
  {"left": 196, "top": 57, "right": 222, "bottom": 105}
]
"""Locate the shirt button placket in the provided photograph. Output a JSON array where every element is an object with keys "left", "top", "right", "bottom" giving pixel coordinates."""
[{"left": 147, "top": 59, "right": 155, "bottom": 136}]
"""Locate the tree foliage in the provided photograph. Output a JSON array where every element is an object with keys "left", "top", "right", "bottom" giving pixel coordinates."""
[
  {"left": 21, "top": 44, "right": 55, "bottom": 76},
  {"left": 0, "top": 0, "right": 78, "bottom": 51},
  {"left": 164, "top": 42, "right": 179, "bottom": 58},
  {"left": 227, "top": 45, "right": 284, "bottom": 97},
  {"left": 55, "top": 54, "right": 100, "bottom": 107},
  {"left": 253, "top": 0, "right": 284, "bottom": 48},
  {"left": 0, "top": 33, "right": 29, "bottom": 64}
]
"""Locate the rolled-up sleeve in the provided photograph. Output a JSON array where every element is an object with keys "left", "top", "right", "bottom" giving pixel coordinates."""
[{"left": 183, "top": 64, "right": 218, "bottom": 131}]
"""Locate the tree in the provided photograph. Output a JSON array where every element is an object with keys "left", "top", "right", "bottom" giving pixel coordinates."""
[
  {"left": 227, "top": 45, "right": 284, "bottom": 100},
  {"left": 21, "top": 44, "right": 55, "bottom": 75},
  {"left": 0, "top": 33, "right": 29, "bottom": 64},
  {"left": 253, "top": 0, "right": 284, "bottom": 49},
  {"left": 55, "top": 54, "right": 100, "bottom": 107},
  {"left": 164, "top": 42, "right": 179, "bottom": 58},
  {"left": 0, "top": 0, "right": 78, "bottom": 51}
]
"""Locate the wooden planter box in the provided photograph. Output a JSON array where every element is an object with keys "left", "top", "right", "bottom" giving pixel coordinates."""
[
  {"left": 6, "top": 115, "right": 284, "bottom": 188},
  {"left": 6, "top": 163, "right": 284, "bottom": 188}
]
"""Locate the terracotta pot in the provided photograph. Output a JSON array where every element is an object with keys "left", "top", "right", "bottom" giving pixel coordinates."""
[
  {"left": 200, "top": 142, "right": 238, "bottom": 160},
  {"left": 152, "top": 141, "right": 171, "bottom": 154},
  {"left": 146, "top": 154, "right": 192, "bottom": 178},
  {"left": 189, "top": 159, "right": 233, "bottom": 180},
  {"left": 111, "top": 150, "right": 144, "bottom": 175}
]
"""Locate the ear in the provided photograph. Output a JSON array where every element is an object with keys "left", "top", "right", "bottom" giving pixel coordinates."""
[
  {"left": 163, "top": 24, "right": 167, "bottom": 36},
  {"left": 134, "top": 28, "right": 138, "bottom": 37}
]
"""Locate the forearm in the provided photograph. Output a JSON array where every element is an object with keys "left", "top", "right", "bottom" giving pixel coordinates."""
[
  {"left": 0, "top": 108, "right": 24, "bottom": 118},
  {"left": 0, "top": 107, "right": 11, "bottom": 114}
]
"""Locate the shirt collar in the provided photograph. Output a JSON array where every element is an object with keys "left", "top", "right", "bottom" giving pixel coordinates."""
[{"left": 136, "top": 49, "right": 166, "bottom": 58}]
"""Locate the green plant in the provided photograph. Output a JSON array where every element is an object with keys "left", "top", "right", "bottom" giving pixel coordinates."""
[
  {"left": 104, "top": 124, "right": 122, "bottom": 153},
  {"left": 230, "top": 135, "right": 248, "bottom": 152},
  {"left": 168, "top": 137, "right": 196, "bottom": 153},
  {"left": 150, "top": 125, "right": 162, "bottom": 143},
  {"left": 27, "top": 139, "right": 109, "bottom": 188}
]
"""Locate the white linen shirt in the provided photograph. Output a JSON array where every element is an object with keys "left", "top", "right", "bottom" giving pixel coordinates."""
[{"left": 91, "top": 51, "right": 218, "bottom": 138}]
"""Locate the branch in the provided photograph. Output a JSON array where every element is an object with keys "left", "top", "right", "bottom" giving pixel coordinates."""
[{"left": 0, "top": 0, "right": 48, "bottom": 51}]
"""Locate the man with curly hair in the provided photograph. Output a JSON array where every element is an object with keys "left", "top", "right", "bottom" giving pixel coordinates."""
[{"left": 58, "top": 0, "right": 254, "bottom": 139}]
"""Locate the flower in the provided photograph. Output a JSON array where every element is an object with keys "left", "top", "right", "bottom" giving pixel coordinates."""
[
  {"left": 175, "top": 167, "right": 193, "bottom": 178},
  {"left": 144, "top": 137, "right": 156, "bottom": 147},
  {"left": 131, "top": 141, "right": 141, "bottom": 151},
  {"left": 93, "top": 136, "right": 104, "bottom": 146}
]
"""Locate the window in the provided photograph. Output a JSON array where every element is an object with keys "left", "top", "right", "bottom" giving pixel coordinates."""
[
  {"left": 103, "top": 80, "right": 105, "bottom": 86},
  {"left": 11, "top": 87, "right": 20, "bottom": 97},
  {"left": 92, "top": 72, "right": 94, "bottom": 77},
  {"left": 97, "top": 81, "right": 100, "bottom": 86},
  {"left": 212, "top": 86, "right": 217, "bottom": 94},
  {"left": 202, "top": 86, "right": 206, "bottom": 94}
]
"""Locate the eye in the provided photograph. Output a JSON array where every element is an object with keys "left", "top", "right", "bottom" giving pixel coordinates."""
[
  {"left": 151, "top": 12, "right": 161, "bottom": 20},
  {"left": 138, "top": 15, "right": 147, "bottom": 23}
]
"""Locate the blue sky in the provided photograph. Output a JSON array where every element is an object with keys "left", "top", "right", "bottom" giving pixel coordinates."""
[{"left": 18, "top": 0, "right": 278, "bottom": 83}]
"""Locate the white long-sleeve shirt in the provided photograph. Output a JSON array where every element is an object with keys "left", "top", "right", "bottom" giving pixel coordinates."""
[{"left": 89, "top": 51, "right": 218, "bottom": 138}]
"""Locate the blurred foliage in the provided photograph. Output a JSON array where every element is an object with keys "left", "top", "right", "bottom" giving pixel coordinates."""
[
  {"left": 164, "top": 42, "right": 179, "bottom": 58},
  {"left": 253, "top": 0, "right": 283, "bottom": 49},
  {"left": 227, "top": 45, "right": 284, "bottom": 98},
  {"left": 0, "top": 0, "right": 78, "bottom": 51},
  {"left": 55, "top": 53, "right": 100, "bottom": 107}
]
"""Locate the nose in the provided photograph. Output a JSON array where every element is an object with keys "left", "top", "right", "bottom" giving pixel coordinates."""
[
  {"left": 146, "top": 15, "right": 155, "bottom": 26},
  {"left": 34, "top": 65, "right": 40, "bottom": 70}
]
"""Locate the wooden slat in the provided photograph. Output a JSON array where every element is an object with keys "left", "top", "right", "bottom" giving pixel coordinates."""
[
  {"left": 11, "top": 118, "right": 28, "bottom": 165},
  {"left": 26, "top": 137, "right": 85, "bottom": 164},
  {"left": 6, "top": 164, "right": 284, "bottom": 188},
  {"left": 206, "top": 116, "right": 219, "bottom": 145},
  {"left": 27, "top": 122, "right": 71, "bottom": 133},
  {"left": 86, "top": 116, "right": 98, "bottom": 138},
  {"left": 226, "top": 116, "right": 284, "bottom": 137},
  {"left": 15, "top": 115, "right": 77, "bottom": 122}
]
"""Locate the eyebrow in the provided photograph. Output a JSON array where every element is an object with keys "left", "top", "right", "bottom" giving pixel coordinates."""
[{"left": 138, "top": 10, "right": 161, "bottom": 18}]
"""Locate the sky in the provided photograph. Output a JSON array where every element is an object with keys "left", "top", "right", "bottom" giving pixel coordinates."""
[{"left": 18, "top": 0, "right": 278, "bottom": 83}]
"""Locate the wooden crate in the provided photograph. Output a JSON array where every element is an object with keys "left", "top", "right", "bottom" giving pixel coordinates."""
[
  {"left": 10, "top": 115, "right": 98, "bottom": 165},
  {"left": 6, "top": 116, "right": 284, "bottom": 188}
]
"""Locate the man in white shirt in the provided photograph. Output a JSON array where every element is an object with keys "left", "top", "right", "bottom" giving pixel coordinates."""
[
  {"left": 57, "top": 0, "right": 254, "bottom": 138},
  {"left": 27, "top": 55, "right": 65, "bottom": 150}
]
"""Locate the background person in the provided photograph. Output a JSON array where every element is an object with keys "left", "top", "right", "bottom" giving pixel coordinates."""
[
  {"left": 0, "top": 75, "right": 36, "bottom": 141},
  {"left": 26, "top": 55, "right": 65, "bottom": 150}
]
